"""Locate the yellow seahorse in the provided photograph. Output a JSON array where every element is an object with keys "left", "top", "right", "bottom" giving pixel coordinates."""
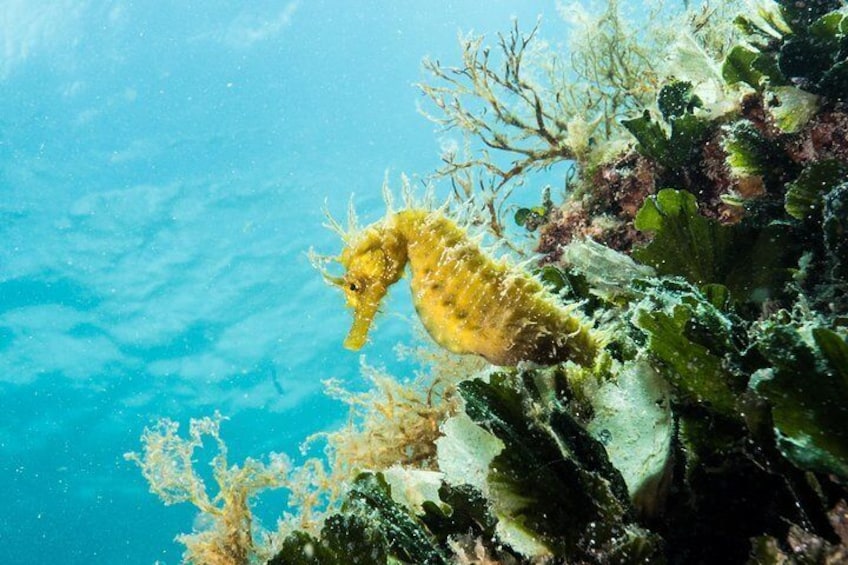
[{"left": 324, "top": 207, "right": 598, "bottom": 367}]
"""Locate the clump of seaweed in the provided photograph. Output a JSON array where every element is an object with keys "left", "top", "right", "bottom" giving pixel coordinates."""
[
  {"left": 418, "top": 0, "right": 742, "bottom": 238},
  {"left": 127, "top": 339, "right": 485, "bottom": 565},
  {"left": 124, "top": 413, "right": 290, "bottom": 565},
  {"left": 314, "top": 349, "right": 482, "bottom": 479},
  {"left": 526, "top": 0, "right": 848, "bottom": 253}
]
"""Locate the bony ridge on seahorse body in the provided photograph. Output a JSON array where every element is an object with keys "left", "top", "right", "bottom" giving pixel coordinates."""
[{"left": 326, "top": 207, "right": 599, "bottom": 367}]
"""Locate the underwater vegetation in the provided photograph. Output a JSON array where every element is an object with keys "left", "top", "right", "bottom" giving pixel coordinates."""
[
  {"left": 128, "top": 1, "right": 848, "bottom": 563},
  {"left": 124, "top": 414, "right": 294, "bottom": 564}
]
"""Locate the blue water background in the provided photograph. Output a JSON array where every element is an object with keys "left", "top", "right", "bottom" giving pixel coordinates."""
[{"left": 0, "top": 2, "right": 574, "bottom": 563}]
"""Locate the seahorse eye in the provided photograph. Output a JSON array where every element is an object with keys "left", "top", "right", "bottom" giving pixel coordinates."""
[{"left": 349, "top": 282, "right": 359, "bottom": 292}]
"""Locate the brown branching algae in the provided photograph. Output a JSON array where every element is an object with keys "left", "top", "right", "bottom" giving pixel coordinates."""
[{"left": 130, "top": 1, "right": 848, "bottom": 564}]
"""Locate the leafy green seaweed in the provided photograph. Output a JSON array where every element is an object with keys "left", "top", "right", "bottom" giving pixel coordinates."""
[
  {"left": 622, "top": 111, "right": 670, "bottom": 163},
  {"left": 269, "top": 514, "right": 388, "bottom": 565},
  {"left": 270, "top": 531, "right": 340, "bottom": 565},
  {"left": 667, "top": 407, "right": 817, "bottom": 564},
  {"left": 753, "top": 325, "right": 848, "bottom": 479},
  {"left": 633, "top": 189, "right": 798, "bottom": 305},
  {"left": 722, "top": 122, "right": 788, "bottom": 183},
  {"left": 622, "top": 112, "right": 709, "bottom": 171},
  {"left": 344, "top": 472, "right": 451, "bottom": 565},
  {"left": 723, "top": 45, "right": 768, "bottom": 88},
  {"left": 514, "top": 206, "right": 548, "bottom": 231},
  {"left": 458, "top": 374, "right": 662, "bottom": 562},
  {"left": 727, "top": 3, "right": 848, "bottom": 99},
  {"left": 823, "top": 182, "right": 848, "bottom": 282},
  {"left": 419, "top": 483, "right": 497, "bottom": 546},
  {"left": 785, "top": 160, "right": 848, "bottom": 220},
  {"left": 767, "top": 86, "right": 820, "bottom": 133},
  {"left": 270, "top": 472, "right": 450, "bottom": 565},
  {"left": 778, "top": 0, "right": 842, "bottom": 31},
  {"left": 752, "top": 4, "right": 848, "bottom": 99},
  {"left": 657, "top": 81, "right": 701, "bottom": 121},
  {"left": 631, "top": 280, "right": 747, "bottom": 417},
  {"left": 635, "top": 307, "right": 738, "bottom": 416},
  {"left": 633, "top": 189, "right": 733, "bottom": 286}
]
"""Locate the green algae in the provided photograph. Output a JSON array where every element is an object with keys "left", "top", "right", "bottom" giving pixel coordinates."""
[
  {"left": 726, "top": 0, "right": 848, "bottom": 101},
  {"left": 622, "top": 111, "right": 710, "bottom": 172},
  {"left": 753, "top": 325, "right": 848, "bottom": 478},
  {"left": 785, "top": 160, "right": 848, "bottom": 220},
  {"left": 633, "top": 189, "right": 798, "bottom": 305},
  {"left": 269, "top": 511, "right": 388, "bottom": 565},
  {"left": 459, "top": 374, "right": 638, "bottom": 559}
]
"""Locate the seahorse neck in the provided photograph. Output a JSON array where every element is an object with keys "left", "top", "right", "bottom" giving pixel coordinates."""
[{"left": 388, "top": 209, "right": 429, "bottom": 250}]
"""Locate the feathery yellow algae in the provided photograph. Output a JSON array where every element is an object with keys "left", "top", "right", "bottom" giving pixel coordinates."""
[{"left": 327, "top": 207, "right": 598, "bottom": 367}]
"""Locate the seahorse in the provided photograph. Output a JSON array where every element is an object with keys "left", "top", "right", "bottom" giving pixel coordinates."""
[{"left": 325, "top": 207, "right": 598, "bottom": 367}]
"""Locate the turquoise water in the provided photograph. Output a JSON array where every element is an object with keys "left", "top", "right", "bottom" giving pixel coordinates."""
[{"left": 0, "top": 2, "right": 563, "bottom": 563}]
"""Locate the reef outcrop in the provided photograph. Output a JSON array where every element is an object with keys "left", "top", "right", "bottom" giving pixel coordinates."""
[{"left": 130, "top": 2, "right": 848, "bottom": 564}]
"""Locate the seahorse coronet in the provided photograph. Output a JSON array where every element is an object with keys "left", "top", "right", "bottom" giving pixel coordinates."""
[{"left": 326, "top": 205, "right": 599, "bottom": 367}]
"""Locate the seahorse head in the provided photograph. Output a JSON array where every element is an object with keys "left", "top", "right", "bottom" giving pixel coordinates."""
[{"left": 333, "top": 222, "right": 407, "bottom": 350}]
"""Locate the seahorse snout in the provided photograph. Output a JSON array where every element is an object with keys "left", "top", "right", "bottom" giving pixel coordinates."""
[{"left": 343, "top": 289, "right": 383, "bottom": 350}]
